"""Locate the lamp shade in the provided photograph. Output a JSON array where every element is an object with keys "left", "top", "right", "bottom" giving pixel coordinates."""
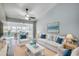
[{"left": 66, "top": 34, "right": 74, "bottom": 40}]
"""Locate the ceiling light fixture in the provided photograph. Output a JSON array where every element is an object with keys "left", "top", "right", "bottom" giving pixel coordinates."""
[
  {"left": 25, "top": 8, "right": 30, "bottom": 20},
  {"left": 25, "top": 8, "right": 36, "bottom": 21}
]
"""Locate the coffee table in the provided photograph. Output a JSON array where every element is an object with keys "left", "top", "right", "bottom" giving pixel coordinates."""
[{"left": 25, "top": 43, "right": 44, "bottom": 56}]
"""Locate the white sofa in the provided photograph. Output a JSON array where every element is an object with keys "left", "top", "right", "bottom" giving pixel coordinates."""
[
  {"left": 0, "top": 36, "right": 8, "bottom": 56},
  {"left": 0, "top": 44, "right": 7, "bottom": 56},
  {"left": 71, "top": 47, "right": 79, "bottom": 56},
  {"left": 37, "top": 39, "right": 65, "bottom": 56}
]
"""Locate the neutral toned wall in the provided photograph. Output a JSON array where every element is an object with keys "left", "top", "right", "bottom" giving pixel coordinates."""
[
  {"left": 37, "top": 3, "right": 79, "bottom": 37},
  {"left": 0, "top": 4, "right": 6, "bottom": 37},
  {"left": 0, "top": 4, "right": 6, "bottom": 21}
]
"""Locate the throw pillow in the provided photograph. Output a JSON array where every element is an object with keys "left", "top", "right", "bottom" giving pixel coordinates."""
[
  {"left": 56, "top": 37, "right": 63, "bottom": 44},
  {"left": 63, "top": 49, "right": 72, "bottom": 56}
]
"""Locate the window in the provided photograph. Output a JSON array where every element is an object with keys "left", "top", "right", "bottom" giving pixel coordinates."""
[{"left": 3, "top": 22, "right": 33, "bottom": 38}]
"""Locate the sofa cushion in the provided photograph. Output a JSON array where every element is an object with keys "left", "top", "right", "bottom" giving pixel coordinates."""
[{"left": 56, "top": 37, "right": 63, "bottom": 44}]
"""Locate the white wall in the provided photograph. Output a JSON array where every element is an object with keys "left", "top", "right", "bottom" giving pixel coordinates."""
[
  {"left": 37, "top": 3, "right": 79, "bottom": 37},
  {"left": 0, "top": 4, "right": 6, "bottom": 21}
]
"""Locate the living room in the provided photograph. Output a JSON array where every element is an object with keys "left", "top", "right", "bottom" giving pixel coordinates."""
[{"left": 0, "top": 3, "right": 79, "bottom": 56}]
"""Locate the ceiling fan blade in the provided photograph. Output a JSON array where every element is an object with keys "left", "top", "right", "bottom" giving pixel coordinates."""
[{"left": 30, "top": 17, "right": 36, "bottom": 19}]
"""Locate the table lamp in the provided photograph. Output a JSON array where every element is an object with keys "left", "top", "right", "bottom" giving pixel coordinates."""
[
  {"left": 66, "top": 34, "right": 74, "bottom": 43},
  {"left": 66, "top": 33, "right": 74, "bottom": 40}
]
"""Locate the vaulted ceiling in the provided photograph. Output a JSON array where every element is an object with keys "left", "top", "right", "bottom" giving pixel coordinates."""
[{"left": 2, "top": 3, "right": 57, "bottom": 21}]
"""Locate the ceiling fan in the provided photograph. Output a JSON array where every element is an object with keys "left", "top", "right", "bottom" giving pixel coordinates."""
[{"left": 25, "top": 8, "right": 36, "bottom": 20}]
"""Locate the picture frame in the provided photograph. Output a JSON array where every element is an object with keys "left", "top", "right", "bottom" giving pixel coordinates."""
[{"left": 47, "top": 21, "right": 60, "bottom": 33}]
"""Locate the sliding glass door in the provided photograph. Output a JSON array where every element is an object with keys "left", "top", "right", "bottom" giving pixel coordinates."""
[{"left": 3, "top": 22, "right": 33, "bottom": 39}]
